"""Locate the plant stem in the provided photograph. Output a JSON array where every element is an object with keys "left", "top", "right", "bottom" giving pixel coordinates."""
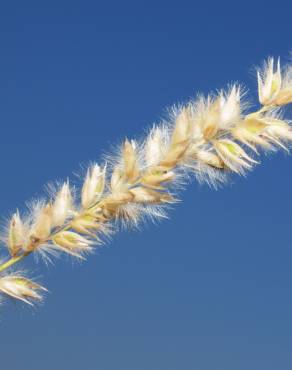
[{"left": 0, "top": 252, "right": 31, "bottom": 273}]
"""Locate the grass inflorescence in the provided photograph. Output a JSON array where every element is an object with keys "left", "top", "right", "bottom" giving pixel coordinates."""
[{"left": 1, "top": 56, "right": 292, "bottom": 308}]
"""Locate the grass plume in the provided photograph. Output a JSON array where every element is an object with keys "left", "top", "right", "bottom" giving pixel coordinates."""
[{"left": 1, "top": 56, "right": 292, "bottom": 309}]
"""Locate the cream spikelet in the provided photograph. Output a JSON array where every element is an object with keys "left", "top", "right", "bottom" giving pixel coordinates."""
[
  {"left": 276, "top": 65, "right": 292, "bottom": 105},
  {"left": 7, "top": 211, "right": 26, "bottom": 257},
  {"left": 1, "top": 55, "right": 292, "bottom": 310},
  {"left": 257, "top": 58, "right": 281, "bottom": 105},
  {"left": 81, "top": 164, "right": 106, "bottom": 209},
  {"left": 257, "top": 58, "right": 292, "bottom": 106},
  {"left": 52, "top": 231, "right": 93, "bottom": 259},
  {"left": 213, "top": 139, "right": 258, "bottom": 174},
  {"left": 51, "top": 181, "right": 73, "bottom": 227},
  {"left": 218, "top": 85, "right": 243, "bottom": 129},
  {"left": 0, "top": 274, "right": 46, "bottom": 305},
  {"left": 145, "top": 126, "right": 168, "bottom": 167},
  {"left": 122, "top": 139, "right": 140, "bottom": 183}
]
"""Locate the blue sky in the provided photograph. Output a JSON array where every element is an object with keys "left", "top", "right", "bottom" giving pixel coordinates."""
[{"left": 0, "top": 1, "right": 292, "bottom": 369}]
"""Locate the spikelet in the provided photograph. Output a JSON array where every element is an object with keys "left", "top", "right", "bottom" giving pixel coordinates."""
[
  {"left": 262, "top": 128, "right": 292, "bottom": 151},
  {"left": 141, "top": 169, "right": 175, "bottom": 188},
  {"left": 218, "top": 85, "right": 242, "bottom": 129},
  {"left": 159, "top": 143, "right": 189, "bottom": 168},
  {"left": 159, "top": 107, "right": 193, "bottom": 168},
  {"left": 101, "top": 191, "right": 134, "bottom": 214},
  {"left": 145, "top": 126, "right": 166, "bottom": 167},
  {"left": 232, "top": 115, "right": 270, "bottom": 152},
  {"left": 196, "top": 150, "right": 225, "bottom": 169},
  {"left": 130, "top": 186, "right": 174, "bottom": 204},
  {"left": 0, "top": 275, "right": 46, "bottom": 305},
  {"left": 170, "top": 106, "right": 193, "bottom": 146},
  {"left": 52, "top": 231, "right": 93, "bottom": 258},
  {"left": 70, "top": 212, "right": 102, "bottom": 236},
  {"left": 257, "top": 58, "right": 281, "bottom": 106},
  {"left": 271, "top": 64, "right": 292, "bottom": 106},
  {"left": 111, "top": 165, "right": 126, "bottom": 192},
  {"left": 122, "top": 139, "right": 140, "bottom": 183},
  {"left": 193, "top": 95, "right": 220, "bottom": 140},
  {"left": 191, "top": 86, "right": 243, "bottom": 138},
  {"left": 7, "top": 211, "right": 26, "bottom": 256},
  {"left": 213, "top": 139, "right": 258, "bottom": 174},
  {"left": 29, "top": 204, "right": 53, "bottom": 243},
  {"left": 241, "top": 111, "right": 292, "bottom": 151},
  {"left": 51, "top": 182, "right": 73, "bottom": 227},
  {"left": 257, "top": 58, "right": 292, "bottom": 106},
  {"left": 81, "top": 164, "right": 106, "bottom": 209}
]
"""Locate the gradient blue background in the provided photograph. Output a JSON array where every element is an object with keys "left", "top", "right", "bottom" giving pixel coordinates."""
[{"left": 0, "top": 1, "right": 292, "bottom": 369}]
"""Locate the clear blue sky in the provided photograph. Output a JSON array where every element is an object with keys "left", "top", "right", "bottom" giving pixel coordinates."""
[{"left": 0, "top": 1, "right": 292, "bottom": 369}]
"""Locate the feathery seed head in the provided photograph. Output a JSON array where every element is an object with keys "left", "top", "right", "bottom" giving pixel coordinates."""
[{"left": 2, "top": 55, "right": 292, "bottom": 312}]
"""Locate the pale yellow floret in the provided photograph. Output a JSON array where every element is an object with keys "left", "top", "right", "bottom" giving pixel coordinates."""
[
  {"left": 273, "top": 65, "right": 292, "bottom": 105},
  {"left": 51, "top": 182, "right": 73, "bottom": 227},
  {"left": 141, "top": 169, "right": 175, "bottom": 188},
  {"left": 30, "top": 204, "right": 53, "bottom": 242},
  {"left": 81, "top": 164, "right": 106, "bottom": 209},
  {"left": 218, "top": 86, "right": 242, "bottom": 129},
  {"left": 196, "top": 150, "right": 225, "bottom": 169},
  {"left": 8, "top": 211, "right": 25, "bottom": 256},
  {"left": 130, "top": 186, "right": 173, "bottom": 203},
  {"left": 145, "top": 126, "right": 165, "bottom": 167},
  {"left": 257, "top": 58, "right": 292, "bottom": 106},
  {"left": 194, "top": 96, "right": 220, "bottom": 140},
  {"left": 257, "top": 58, "right": 281, "bottom": 105},
  {"left": 52, "top": 231, "right": 92, "bottom": 258},
  {"left": 170, "top": 106, "right": 194, "bottom": 146},
  {"left": 111, "top": 166, "right": 126, "bottom": 192},
  {"left": 122, "top": 139, "right": 140, "bottom": 184},
  {"left": 0, "top": 275, "right": 46, "bottom": 305},
  {"left": 191, "top": 87, "right": 242, "bottom": 142},
  {"left": 71, "top": 213, "right": 102, "bottom": 236},
  {"left": 213, "top": 139, "right": 258, "bottom": 173}
]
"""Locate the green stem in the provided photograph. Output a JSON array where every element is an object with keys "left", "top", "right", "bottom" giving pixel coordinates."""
[{"left": 0, "top": 252, "right": 31, "bottom": 273}]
